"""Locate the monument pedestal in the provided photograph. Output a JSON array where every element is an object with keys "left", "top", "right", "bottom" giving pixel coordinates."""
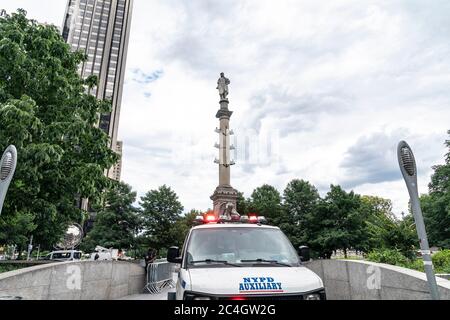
[{"left": 210, "top": 185, "right": 238, "bottom": 218}]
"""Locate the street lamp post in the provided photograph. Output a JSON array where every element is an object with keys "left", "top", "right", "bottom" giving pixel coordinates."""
[
  {"left": 36, "top": 244, "right": 40, "bottom": 261},
  {"left": 26, "top": 235, "right": 33, "bottom": 261},
  {"left": 397, "top": 141, "right": 440, "bottom": 300},
  {"left": 0, "top": 145, "right": 17, "bottom": 216}
]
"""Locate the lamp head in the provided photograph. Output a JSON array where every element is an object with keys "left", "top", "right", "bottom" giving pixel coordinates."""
[
  {"left": 0, "top": 146, "right": 17, "bottom": 183},
  {"left": 0, "top": 145, "right": 17, "bottom": 216},
  {"left": 398, "top": 141, "right": 419, "bottom": 196},
  {"left": 399, "top": 143, "right": 416, "bottom": 177},
  {"left": 0, "top": 151, "right": 13, "bottom": 181}
]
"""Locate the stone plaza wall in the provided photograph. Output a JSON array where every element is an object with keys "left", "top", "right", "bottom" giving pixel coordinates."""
[
  {"left": 2, "top": 258, "right": 449, "bottom": 300},
  {"left": 305, "top": 259, "right": 450, "bottom": 300},
  {"left": 0, "top": 260, "right": 145, "bottom": 300}
]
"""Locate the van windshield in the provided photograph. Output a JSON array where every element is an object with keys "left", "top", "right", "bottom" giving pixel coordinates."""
[{"left": 186, "top": 227, "right": 300, "bottom": 268}]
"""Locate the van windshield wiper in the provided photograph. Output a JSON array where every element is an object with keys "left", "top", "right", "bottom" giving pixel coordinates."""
[
  {"left": 189, "top": 259, "right": 242, "bottom": 267},
  {"left": 240, "top": 259, "right": 292, "bottom": 267}
]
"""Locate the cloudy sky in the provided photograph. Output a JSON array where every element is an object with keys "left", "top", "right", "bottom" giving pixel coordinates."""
[{"left": 2, "top": 0, "right": 449, "bottom": 216}]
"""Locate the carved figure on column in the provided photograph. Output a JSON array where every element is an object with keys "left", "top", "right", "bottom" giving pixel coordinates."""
[{"left": 224, "top": 202, "right": 240, "bottom": 219}]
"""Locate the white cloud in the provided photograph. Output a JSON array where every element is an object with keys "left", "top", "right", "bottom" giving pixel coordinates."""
[
  {"left": 1, "top": 0, "right": 449, "bottom": 216},
  {"left": 0, "top": 0, "right": 66, "bottom": 26}
]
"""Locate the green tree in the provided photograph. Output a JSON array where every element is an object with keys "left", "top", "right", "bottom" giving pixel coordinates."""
[
  {"left": 361, "top": 196, "right": 393, "bottom": 218},
  {"left": 421, "top": 131, "right": 450, "bottom": 248},
  {"left": 281, "top": 180, "right": 320, "bottom": 248},
  {"left": 421, "top": 194, "right": 449, "bottom": 248},
  {"left": 236, "top": 192, "right": 252, "bottom": 216},
  {"left": 250, "top": 184, "right": 283, "bottom": 223},
  {"left": 363, "top": 198, "right": 417, "bottom": 258},
  {"left": 170, "top": 209, "right": 201, "bottom": 248},
  {"left": 0, "top": 212, "right": 36, "bottom": 259},
  {"left": 139, "top": 185, "right": 184, "bottom": 251},
  {"left": 361, "top": 196, "right": 395, "bottom": 251},
  {"left": 80, "top": 182, "right": 141, "bottom": 252},
  {"left": 307, "top": 185, "right": 366, "bottom": 258},
  {"left": 0, "top": 10, "right": 117, "bottom": 249}
]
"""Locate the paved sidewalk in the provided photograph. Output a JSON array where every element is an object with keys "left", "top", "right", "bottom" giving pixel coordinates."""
[{"left": 119, "top": 288, "right": 173, "bottom": 300}]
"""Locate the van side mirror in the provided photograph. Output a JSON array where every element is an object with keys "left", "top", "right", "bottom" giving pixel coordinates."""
[
  {"left": 298, "top": 246, "right": 310, "bottom": 262},
  {"left": 167, "top": 246, "right": 182, "bottom": 264}
]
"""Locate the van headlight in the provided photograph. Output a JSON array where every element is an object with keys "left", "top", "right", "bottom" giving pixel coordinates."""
[{"left": 305, "top": 293, "right": 321, "bottom": 300}]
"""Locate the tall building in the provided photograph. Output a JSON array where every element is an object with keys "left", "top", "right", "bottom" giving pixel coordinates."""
[{"left": 62, "top": 0, "right": 133, "bottom": 181}]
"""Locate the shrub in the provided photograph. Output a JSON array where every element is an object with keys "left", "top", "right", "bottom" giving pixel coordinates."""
[
  {"left": 367, "top": 249, "right": 450, "bottom": 274},
  {"left": 0, "top": 264, "right": 22, "bottom": 274},
  {"left": 432, "top": 250, "right": 450, "bottom": 274},
  {"left": 366, "top": 248, "right": 409, "bottom": 267},
  {"left": 404, "top": 259, "right": 424, "bottom": 272}
]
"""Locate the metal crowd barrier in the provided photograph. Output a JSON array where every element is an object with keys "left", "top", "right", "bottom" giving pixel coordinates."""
[{"left": 144, "top": 262, "right": 176, "bottom": 294}]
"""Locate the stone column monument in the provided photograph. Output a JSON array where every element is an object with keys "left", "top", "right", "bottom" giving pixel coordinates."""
[{"left": 210, "top": 73, "right": 239, "bottom": 218}]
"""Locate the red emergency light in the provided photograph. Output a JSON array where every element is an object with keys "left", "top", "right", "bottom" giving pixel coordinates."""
[
  {"left": 194, "top": 213, "right": 267, "bottom": 225},
  {"left": 242, "top": 214, "right": 267, "bottom": 224},
  {"left": 194, "top": 213, "right": 218, "bottom": 225}
]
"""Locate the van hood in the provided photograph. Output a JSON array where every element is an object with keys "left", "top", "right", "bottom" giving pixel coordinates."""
[{"left": 188, "top": 266, "right": 323, "bottom": 295}]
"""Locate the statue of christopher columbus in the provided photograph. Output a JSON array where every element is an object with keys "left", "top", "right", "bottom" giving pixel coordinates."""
[{"left": 217, "top": 72, "right": 230, "bottom": 101}]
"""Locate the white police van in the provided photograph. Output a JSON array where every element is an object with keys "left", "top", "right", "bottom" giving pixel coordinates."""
[{"left": 167, "top": 214, "right": 326, "bottom": 300}]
